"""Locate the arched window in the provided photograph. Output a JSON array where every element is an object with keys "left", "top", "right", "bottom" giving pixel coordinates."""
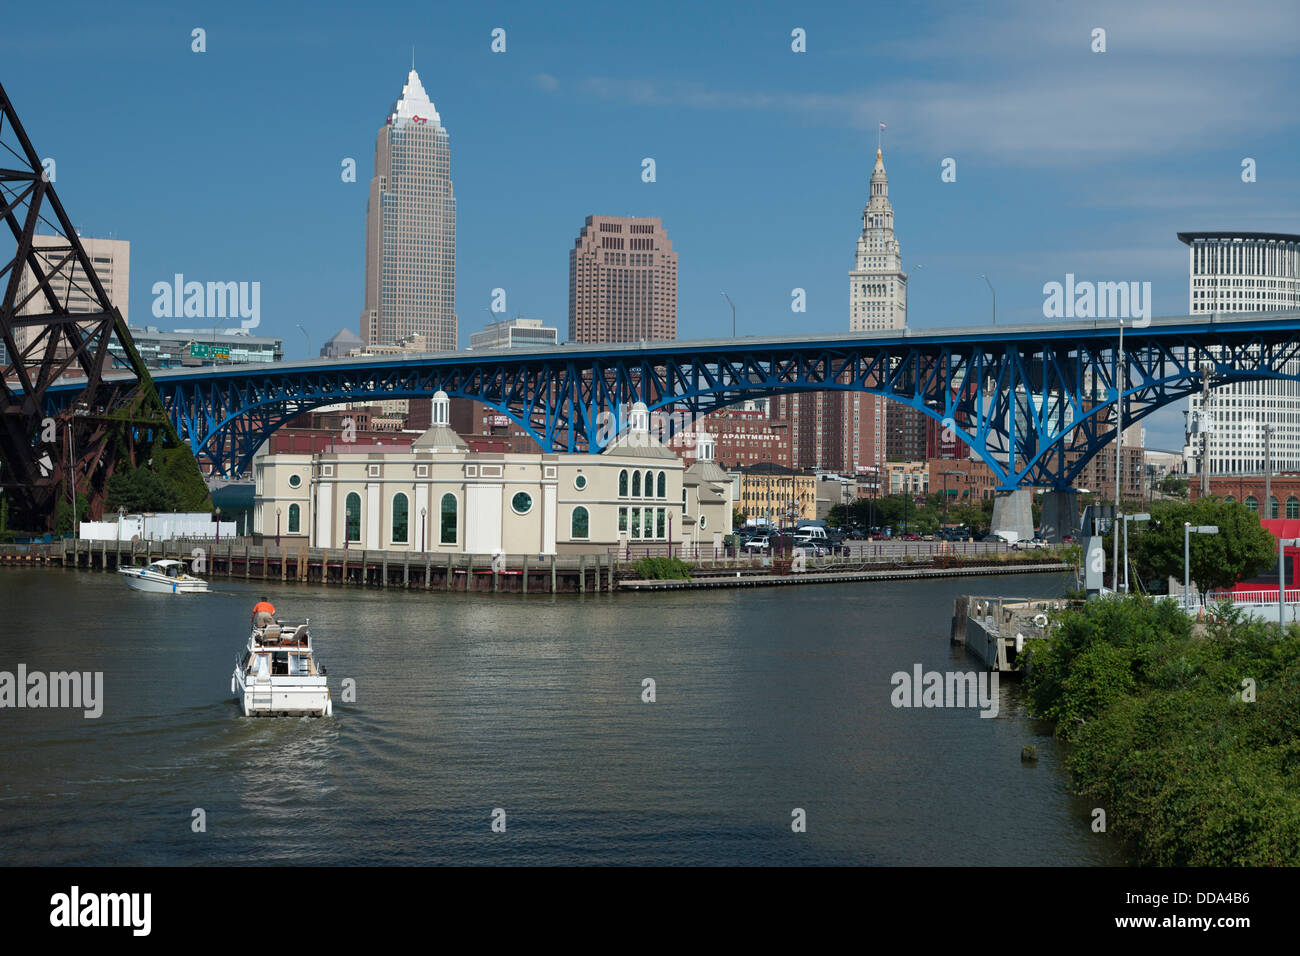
[
  {"left": 288, "top": 503, "right": 300, "bottom": 534},
  {"left": 657, "top": 471, "right": 666, "bottom": 498},
  {"left": 1224, "top": 495, "right": 1236, "bottom": 503},
  {"left": 440, "top": 493, "right": 458, "bottom": 544},
  {"left": 632, "top": 471, "right": 642, "bottom": 497},
  {"left": 1288, "top": 496, "right": 1299, "bottom": 519},
  {"left": 1245, "top": 496, "right": 1258, "bottom": 513},
  {"left": 618, "top": 469, "right": 628, "bottom": 497},
  {"left": 1270, "top": 496, "right": 1279, "bottom": 519},
  {"left": 345, "top": 492, "right": 361, "bottom": 543},
  {"left": 391, "top": 493, "right": 409, "bottom": 543},
  {"left": 644, "top": 471, "right": 654, "bottom": 497},
  {"left": 571, "top": 506, "right": 589, "bottom": 539}
]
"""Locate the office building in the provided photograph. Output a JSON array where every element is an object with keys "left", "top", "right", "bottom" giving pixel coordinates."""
[
  {"left": 569, "top": 216, "right": 676, "bottom": 344},
  {"left": 360, "top": 69, "right": 457, "bottom": 351},
  {"left": 1182, "top": 231, "right": 1300, "bottom": 475}
]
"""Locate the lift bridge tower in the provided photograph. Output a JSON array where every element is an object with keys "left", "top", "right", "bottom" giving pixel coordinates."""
[{"left": 0, "top": 82, "right": 207, "bottom": 532}]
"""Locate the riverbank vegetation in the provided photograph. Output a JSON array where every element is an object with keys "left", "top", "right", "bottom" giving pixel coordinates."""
[
  {"left": 628, "top": 556, "right": 694, "bottom": 580},
  {"left": 1022, "top": 597, "right": 1300, "bottom": 865}
]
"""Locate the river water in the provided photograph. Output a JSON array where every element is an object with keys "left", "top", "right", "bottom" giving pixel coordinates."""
[{"left": 0, "top": 567, "right": 1121, "bottom": 865}]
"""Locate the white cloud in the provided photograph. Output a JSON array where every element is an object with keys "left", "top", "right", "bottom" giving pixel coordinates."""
[{"left": 562, "top": 2, "right": 1297, "bottom": 167}]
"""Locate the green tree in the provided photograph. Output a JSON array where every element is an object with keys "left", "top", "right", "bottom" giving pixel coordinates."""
[
  {"left": 1158, "top": 474, "right": 1190, "bottom": 498},
  {"left": 105, "top": 466, "right": 182, "bottom": 514},
  {"left": 1134, "top": 497, "right": 1275, "bottom": 596},
  {"left": 54, "top": 492, "right": 91, "bottom": 535},
  {"left": 1021, "top": 597, "right": 1300, "bottom": 865}
]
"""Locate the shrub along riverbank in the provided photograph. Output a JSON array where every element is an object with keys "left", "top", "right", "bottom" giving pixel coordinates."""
[{"left": 1022, "top": 597, "right": 1300, "bottom": 865}]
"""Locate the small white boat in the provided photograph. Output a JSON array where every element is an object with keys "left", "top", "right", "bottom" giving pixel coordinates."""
[
  {"left": 231, "top": 620, "right": 333, "bottom": 717},
  {"left": 118, "top": 558, "right": 210, "bottom": 594}
]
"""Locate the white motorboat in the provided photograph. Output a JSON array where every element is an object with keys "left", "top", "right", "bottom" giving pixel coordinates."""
[
  {"left": 118, "top": 558, "right": 210, "bottom": 594},
  {"left": 231, "top": 619, "right": 333, "bottom": 717}
]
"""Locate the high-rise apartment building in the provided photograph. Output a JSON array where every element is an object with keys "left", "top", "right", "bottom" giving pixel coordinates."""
[
  {"left": 13, "top": 235, "right": 129, "bottom": 358},
  {"left": 569, "top": 216, "right": 676, "bottom": 344},
  {"left": 1182, "top": 232, "right": 1300, "bottom": 475},
  {"left": 360, "top": 69, "right": 456, "bottom": 351}
]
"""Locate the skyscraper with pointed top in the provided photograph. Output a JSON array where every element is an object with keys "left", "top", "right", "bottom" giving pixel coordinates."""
[
  {"left": 850, "top": 147, "right": 907, "bottom": 331},
  {"left": 360, "top": 68, "right": 457, "bottom": 350},
  {"left": 785, "top": 146, "right": 909, "bottom": 475}
]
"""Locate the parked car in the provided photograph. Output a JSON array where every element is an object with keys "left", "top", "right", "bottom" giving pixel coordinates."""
[{"left": 1013, "top": 536, "right": 1049, "bottom": 551}]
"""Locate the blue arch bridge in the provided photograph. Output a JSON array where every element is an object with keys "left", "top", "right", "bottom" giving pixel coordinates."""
[{"left": 44, "top": 312, "right": 1300, "bottom": 491}]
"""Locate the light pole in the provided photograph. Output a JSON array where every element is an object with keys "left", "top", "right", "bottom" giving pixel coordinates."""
[
  {"left": 977, "top": 274, "right": 996, "bottom": 326},
  {"left": 1112, "top": 318, "right": 1125, "bottom": 592},
  {"left": 297, "top": 323, "right": 310, "bottom": 361},
  {"left": 421, "top": 507, "right": 427, "bottom": 553},
  {"left": 1122, "top": 512, "right": 1150, "bottom": 594},
  {"left": 721, "top": 291, "right": 736, "bottom": 338},
  {"left": 276, "top": 508, "right": 281, "bottom": 547},
  {"left": 1278, "top": 537, "right": 1300, "bottom": 629},
  {"left": 1264, "top": 422, "right": 1273, "bottom": 517},
  {"left": 1183, "top": 522, "right": 1219, "bottom": 611}
]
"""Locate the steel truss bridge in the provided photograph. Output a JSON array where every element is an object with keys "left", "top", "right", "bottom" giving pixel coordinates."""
[{"left": 41, "top": 311, "right": 1300, "bottom": 489}]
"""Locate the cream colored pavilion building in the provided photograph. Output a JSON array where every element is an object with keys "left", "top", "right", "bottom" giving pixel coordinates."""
[{"left": 254, "top": 396, "right": 732, "bottom": 556}]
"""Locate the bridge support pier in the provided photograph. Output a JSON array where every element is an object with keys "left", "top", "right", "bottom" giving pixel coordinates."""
[
  {"left": 991, "top": 489, "right": 1035, "bottom": 542},
  {"left": 1039, "top": 489, "right": 1080, "bottom": 543}
]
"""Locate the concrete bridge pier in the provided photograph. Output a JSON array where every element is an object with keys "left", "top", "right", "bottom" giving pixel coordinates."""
[
  {"left": 991, "top": 489, "right": 1035, "bottom": 542},
  {"left": 1039, "top": 488, "right": 1080, "bottom": 543}
]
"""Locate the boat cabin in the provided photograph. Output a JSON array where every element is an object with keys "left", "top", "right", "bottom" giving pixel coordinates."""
[{"left": 240, "top": 623, "right": 325, "bottom": 679}]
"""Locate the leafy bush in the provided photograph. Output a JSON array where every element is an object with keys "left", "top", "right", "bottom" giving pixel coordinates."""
[
  {"left": 1022, "top": 596, "right": 1300, "bottom": 865},
  {"left": 629, "top": 556, "right": 693, "bottom": 580}
]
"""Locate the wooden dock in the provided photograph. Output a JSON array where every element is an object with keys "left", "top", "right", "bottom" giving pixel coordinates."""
[
  {"left": 0, "top": 538, "right": 618, "bottom": 593},
  {"left": 0, "top": 538, "right": 1074, "bottom": 595},
  {"left": 620, "top": 563, "right": 1072, "bottom": 590}
]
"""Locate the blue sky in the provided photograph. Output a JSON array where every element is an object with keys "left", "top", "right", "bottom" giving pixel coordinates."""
[{"left": 3, "top": 0, "right": 1297, "bottom": 449}]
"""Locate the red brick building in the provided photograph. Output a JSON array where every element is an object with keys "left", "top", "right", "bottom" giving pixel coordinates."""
[
  {"left": 670, "top": 404, "right": 791, "bottom": 469},
  {"left": 1192, "top": 473, "right": 1300, "bottom": 518},
  {"left": 927, "top": 457, "right": 1001, "bottom": 503},
  {"left": 447, "top": 396, "right": 542, "bottom": 454}
]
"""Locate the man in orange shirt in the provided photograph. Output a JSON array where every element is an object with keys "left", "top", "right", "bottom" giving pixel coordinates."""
[{"left": 251, "top": 597, "right": 276, "bottom": 628}]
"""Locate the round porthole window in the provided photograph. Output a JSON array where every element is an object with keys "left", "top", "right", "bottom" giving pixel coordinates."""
[
  {"left": 288, "top": 474, "right": 302, "bottom": 489},
  {"left": 574, "top": 474, "right": 588, "bottom": 490},
  {"left": 699, "top": 514, "right": 707, "bottom": 530},
  {"left": 511, "top": 491, "right": 533, "bottom": 515}
]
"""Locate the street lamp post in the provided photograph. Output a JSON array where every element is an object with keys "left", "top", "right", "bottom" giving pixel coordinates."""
[
  {"left": 1112, "top": 318, "right": 1125, "bottom": 592},
  {"left": 721, "top": 292, "right": 736, "bottom": 338},
  {"left": 276, "top": 508, "right": 281, "bottom": 547},
  {"left": 1264, "top": 422, "right": 1273, "bottom": 517},
  {"left": 1122, "top": 512, "right": 1150, "bottom": 594},
  {"left": 977, "top": 274, "right": 996, "bottom": 326},
  {"left": 1278, "top": 537, "right": 1300, "bottom": 629},
  {"left": 1183, "top": 522, "right": 1219, "bottom": 611},
  {"left": 215, "top": 506, "right": 221, "bottom": 544},
  {"left": 421, "top": 507, "right": 427, "bottom": 553}
]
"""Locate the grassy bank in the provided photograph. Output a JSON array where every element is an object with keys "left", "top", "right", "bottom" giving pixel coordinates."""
[{"left": 1022, "top": 597, "right": 1300, "bottom": 865}]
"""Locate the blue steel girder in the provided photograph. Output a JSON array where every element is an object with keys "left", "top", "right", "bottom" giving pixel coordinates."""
[{"left": 36, "top": 313, "right": 1300, "bottom": 486}]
